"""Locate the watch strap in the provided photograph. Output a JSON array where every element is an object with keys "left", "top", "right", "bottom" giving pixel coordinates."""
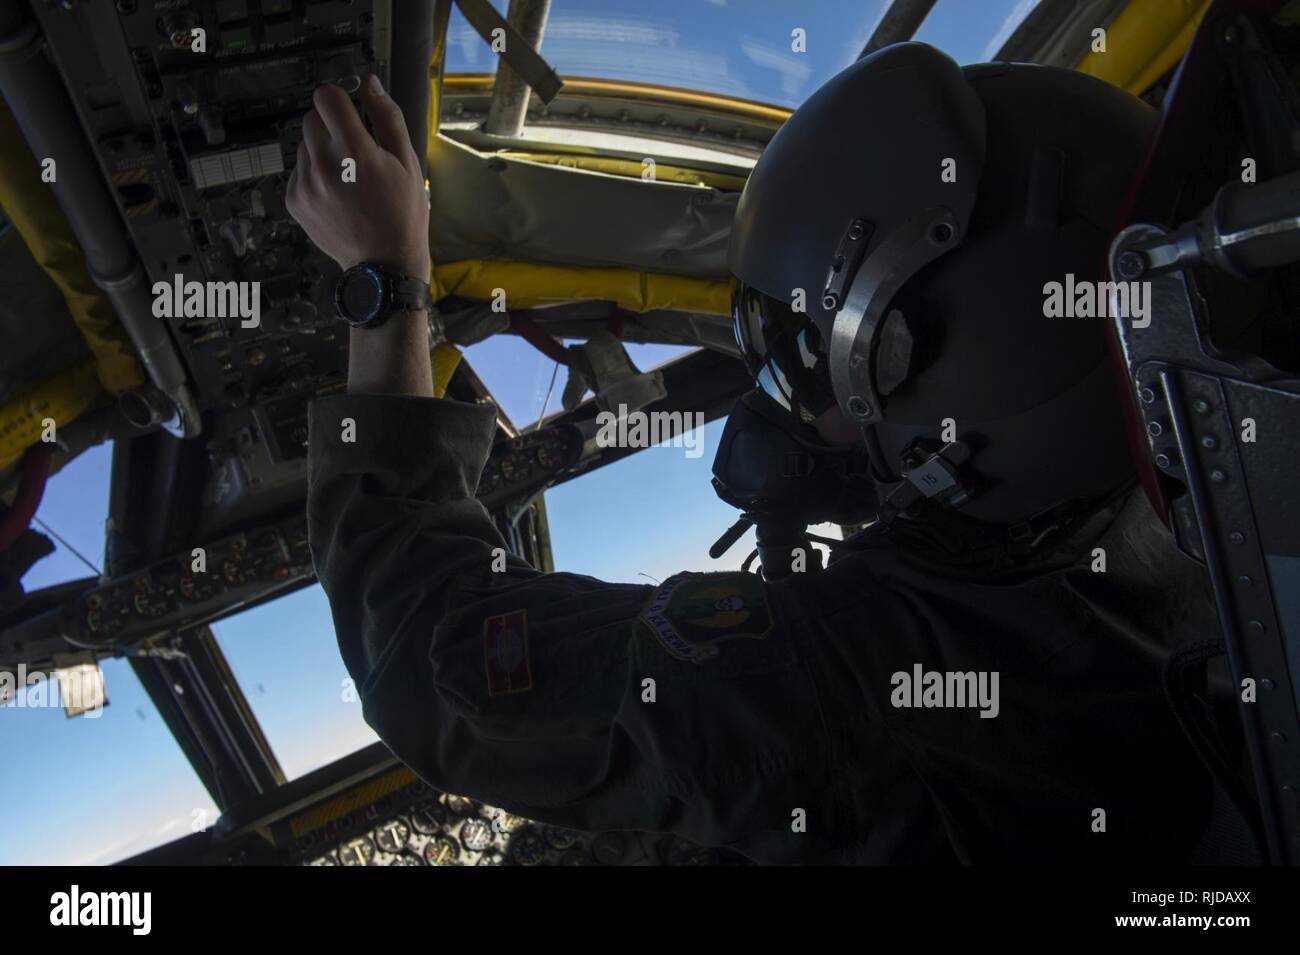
[{"left": 390, "top": 275, "right": 433, "bottom": 313}]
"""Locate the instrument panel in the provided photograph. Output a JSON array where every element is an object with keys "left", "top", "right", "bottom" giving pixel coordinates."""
[
  {"left": 34, "top": 0, "right": 391, "bottom": 464},
  {"left": 65, "top": 512, "right": 312, "bottom": 647},
  {"left": 282, "top": 770, "right": 743, "bottom": 868}
]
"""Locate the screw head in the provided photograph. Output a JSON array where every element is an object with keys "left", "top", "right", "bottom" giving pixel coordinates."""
[
  {"left": 1140, "top": 387, "right": 1157, "bottom": 404},
  {"left": 1116, "top": 250, "right": 1147, "bottom": 279},
  {"left": 1201, "top": 435, "right": 1218, "bottom": 450},
  {"left": 1230, "top": 531, "right": 1246, "bottom": 545},
  {"left": 1193, "top": 398, "right": 1211, "bottom": 414},
  {"left": 1210, "top": 468, "right": 1227, "bottom": 483},
  {"left": 846, "top": 396, "right": 873, "bottom": 418},
  {"left": 1147, "top": 421, "right": 1164, "bottom": 437}
]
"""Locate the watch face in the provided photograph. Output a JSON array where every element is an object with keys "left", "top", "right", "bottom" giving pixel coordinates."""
[{"left": 336, "top": 265, "right": 387, "bottom": 326}]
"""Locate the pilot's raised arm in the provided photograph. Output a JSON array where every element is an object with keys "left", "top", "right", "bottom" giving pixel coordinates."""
[{"left": 291, "top": 75, "right": 851, "bottom": 863}]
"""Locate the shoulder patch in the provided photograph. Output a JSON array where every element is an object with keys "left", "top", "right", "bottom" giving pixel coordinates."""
[
  {"left": 639, "top": 572, "right": 773, "bottom": 663},
  {"left": 483, "top": 609, "right": 532, "bottom": 695}
]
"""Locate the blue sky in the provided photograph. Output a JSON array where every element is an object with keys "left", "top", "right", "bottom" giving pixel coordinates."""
[{"left": 0, "top": 0, "right": 1040, "bottom": 864}]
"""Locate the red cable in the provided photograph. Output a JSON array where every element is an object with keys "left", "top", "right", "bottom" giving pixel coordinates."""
[
  {"left": 0, "top": 444, "right": 54, "bottom": 554},
  {"left": 508, "top": 312, "right": 571, "bottom": 365}
]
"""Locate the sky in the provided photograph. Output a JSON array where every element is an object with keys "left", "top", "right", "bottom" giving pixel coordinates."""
[{"left": 0, "top": 0, "right": 1040, "bottom": 865}]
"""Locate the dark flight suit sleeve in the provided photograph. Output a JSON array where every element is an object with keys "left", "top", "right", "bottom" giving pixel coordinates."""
[{"left": 306, "top": 393, "right": 846, "bottom": 858}]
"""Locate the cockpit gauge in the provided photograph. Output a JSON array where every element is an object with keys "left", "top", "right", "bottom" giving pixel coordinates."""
[
  {"left": 508, "top": 830, "right": 547, "bottom": 866},
  {"left": 423, "top": 835, "right": 461, "bottom": 866},
  {"left": 409, "top": 802, "right": 445, "bottom": 835},
  {"left": 337, "top": 836, "right": 375, "bottom": 867},
  {"left": 536, "top": 443, "right": 565, "bottom": 469},
  {"left": 390, "top": 852, "right": 425, "bottom": 866},
  {"left": 459, "top": 817, "right": 494, "bottom": 852},
  {"left": 499, "top": 454, "right": 532, "bottom": 483},
  {"left": 442, "top": 793, "right": 475, "bottom": 817},
  {"left": 373, "top": 818, "right": 411, "bottom": 854},
  {"left": 306, "top": 853, "right": 338, "bottom": 866},
  {"left": 590, "top": 831, "right": 628, "bottom": 865},
  {"left": 543, "top": 826, "right": 581, "bottom": 851}
]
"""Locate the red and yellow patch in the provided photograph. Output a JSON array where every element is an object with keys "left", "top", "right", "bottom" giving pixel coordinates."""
[{"left": 482, "top": 609, "right": 532, "bottom": 696}]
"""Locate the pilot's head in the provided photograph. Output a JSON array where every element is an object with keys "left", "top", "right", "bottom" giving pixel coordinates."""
[{"left": 723, "top": 43, "right": 1156, "bottom": 541}]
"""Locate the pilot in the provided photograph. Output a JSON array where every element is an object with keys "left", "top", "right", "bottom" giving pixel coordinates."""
[{"left": 288, "top": 45, "right": 1234, "bottom": 863}]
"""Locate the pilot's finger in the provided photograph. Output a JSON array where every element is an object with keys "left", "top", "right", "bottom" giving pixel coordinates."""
[
  {"left": 361, "top": 73, "right": 419, "bottom": 173},
  {"left": 312, "top": 83, "right": 368, "bottom": 151},
  {"left": 290, "top": 140, "right": 310, "bottom": 196},
  {"left": 301, "top": 108, "right": 330, "bottom": 165}
]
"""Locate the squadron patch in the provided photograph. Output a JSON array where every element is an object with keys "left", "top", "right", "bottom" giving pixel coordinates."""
[
  {"left": 639, "top": 573, "right": 773, "bottom": 663},
  {"left": 483, "top": 609, "right": 532, "bottom": 696}
]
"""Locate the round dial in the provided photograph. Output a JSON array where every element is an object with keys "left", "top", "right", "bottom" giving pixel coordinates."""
[
  {"left": 508, "top": 830, "right": 547, "bottom": 867},
  {"left": 337, "top": 836, "right": 375, "bottom": 867},
  {"left": 590, "top": 832, "right": 628, "bottom": 866},
  {"left": 442, "top": 793, "right": 476, "bottom": 817},
  {"left": 373, "top": 818, "right": 411, "bottom": 854},
  {"left": 543, "top": 826, "right": 580, "bottom": 851},
  {"left": 178, "top": 573, "right": 220, "bottom": 603},
  {"left": 536, "top": 442, "right": 565, "bottom": 469},
  {"left": 459, "top": 817, "right": 494, "bottom": 852},
  {"left": 500, "top": 454, "right": 532, "bottom": 483},
  {"left": 409, "top": 802, "right": 445, "bottom": 835},
  {"left": 423, "top": 835, "right": 461, "bottom": 866}
]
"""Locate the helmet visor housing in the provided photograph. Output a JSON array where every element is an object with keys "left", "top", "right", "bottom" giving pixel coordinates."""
[{"left": 732, "top": 283, "right": 839, "bottom": 421}]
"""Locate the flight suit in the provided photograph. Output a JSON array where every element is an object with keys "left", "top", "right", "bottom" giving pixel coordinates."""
[{"left": 307, "top": 391, "right": 1217, "bottom": 864}]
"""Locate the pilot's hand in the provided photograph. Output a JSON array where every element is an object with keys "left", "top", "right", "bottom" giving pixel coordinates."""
[{"left": 286, "top": 74, "right": 430, "bottom": 283}]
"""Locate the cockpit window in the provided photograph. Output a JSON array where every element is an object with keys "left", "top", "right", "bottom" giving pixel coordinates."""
[
  {"left": 0, "top": 657, "right": 218, "bottom": 865},
  {"left": 445, "top": 0, "right": 1044, "bottom": 109},
  {"left": 209, "top": 585, "right": 379, "bottom": 781},
  {"left": 463, "top": 336, "right": 698, "bottom": 429}
]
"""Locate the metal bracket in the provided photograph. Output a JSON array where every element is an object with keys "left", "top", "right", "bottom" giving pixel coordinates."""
[{"left": 822, "top": 207, "right": 960, "bottom": 427}]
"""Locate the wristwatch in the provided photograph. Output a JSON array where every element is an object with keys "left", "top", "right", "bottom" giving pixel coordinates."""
[{"left": 334, "top": 262, "right": 432, "bottom": 329}]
